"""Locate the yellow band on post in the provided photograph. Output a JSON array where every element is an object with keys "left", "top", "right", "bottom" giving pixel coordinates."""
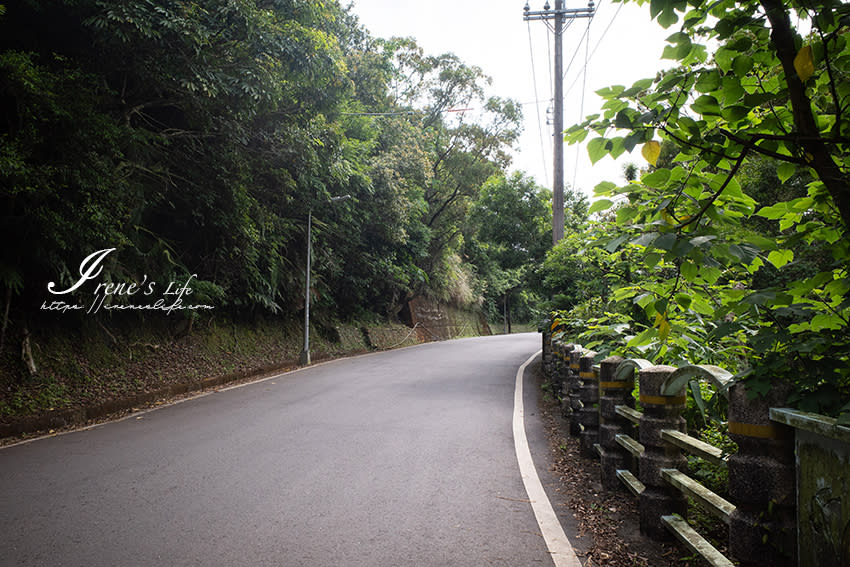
[
  {"left": 600, "top": 381, "right": 632, "bottom": 389},
  {"left": 639, "top": 394, "right": 687, "bottom": 406},
  {"left": 579, "top": 371, "right": 596, "bottom": 379},
  {"left": 728, "top": 421, "right": 787, "bottom": 439}
]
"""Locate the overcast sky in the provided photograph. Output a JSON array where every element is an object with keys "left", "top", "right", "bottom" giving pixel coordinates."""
[{"left": 347, "top": 0, "right": 675, "bottom": 198}]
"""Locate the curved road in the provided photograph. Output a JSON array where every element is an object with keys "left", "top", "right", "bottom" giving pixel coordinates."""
[{"left": 1, "top": 333, "right": 576, "bottom": 566}]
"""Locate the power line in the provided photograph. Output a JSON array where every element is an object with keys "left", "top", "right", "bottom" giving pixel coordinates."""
[
  {"left": 341, "top": 107, "right": 478, "bottom": 117},
  {"left": 573, "top": 16, "right": 592, "bottom": 191},
  {"left": 561, "top": 0, "right": 600, "bottom": 81},
  {"left": 564, "top": 0, "right": 624, "bottom": 97},
  {"left": 527, "top": 21, "right": 550, "bottom": 187},
  {"left": 340, "top": 110, "right": 420, "bottom": 116}
]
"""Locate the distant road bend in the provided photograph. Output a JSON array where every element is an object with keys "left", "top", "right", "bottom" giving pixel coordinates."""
[{"left": 1, "top": 333, "right": 581, "bottom": 566}]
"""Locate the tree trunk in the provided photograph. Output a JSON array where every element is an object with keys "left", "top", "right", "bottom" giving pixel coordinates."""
[{"left": 760, "top": 0, "right": 850, "bottom": 230}]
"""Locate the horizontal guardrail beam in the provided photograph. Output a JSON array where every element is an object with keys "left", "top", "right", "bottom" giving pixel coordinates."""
[
  {"left": 614, "top": 404, "right": 642, "bottom": 425},
  {"left": 660, "top": 429, "right": 727, "bottom": 468},
  {"left": 661, "top": 468, "right": 736, "bottom": 525},
  {"left": 662, "top": 515, "right": 735, "bottom": 567},
  {"left": 615, "top": 433, "right": 645, "bottom": 457},
  {"left": 616, "top": 469, "right": 645, "bottom": 496}
]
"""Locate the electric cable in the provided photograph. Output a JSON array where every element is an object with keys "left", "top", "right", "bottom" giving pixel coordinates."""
[
  {"left": 564, "top": 0, "right": 624, "bottom": 97},
  {"left": 561, "top": 0, "right": 600, "bottom": 81},
  {"left": 573, "top": 16, "right": 592, "bottom": 191},
  {"left": 528, "top": 21, "right": 551, "bottom": 187}
]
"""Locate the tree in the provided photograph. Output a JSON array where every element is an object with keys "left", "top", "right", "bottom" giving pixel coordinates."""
[
  {"left": 465, "top": 172, "right": 560, "bottom": 329},
  {"left": 0, "top": 0, "right": 355, "bottom": 314},
  {"left": 561, "top": 0, "right": 850, "bottom": 419}
]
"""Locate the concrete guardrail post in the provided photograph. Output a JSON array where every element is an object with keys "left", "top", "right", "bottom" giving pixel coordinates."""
[
  {"left": 578, "top": 351, "right": 600, "bottom": 458},
  {"left": 542, "top": 328, "right": 553, "bottom": 378},
  {"left": 560, "top": 343, "right": 576, "bottom": 413},
  {"left": 550, "top": 341, "right": 569, "bottom": 413},
  {"left": 597, "top": 355, "right": 632, "bottom": 490},
  {"left": 727, "top": 383, "right": 796, "bottom": 567},
  {"left": 638, "top": 365, "right": 687, "bottom": 540},
  {"left": 567, "top": 347, "right": 583, "bottom": 435}
]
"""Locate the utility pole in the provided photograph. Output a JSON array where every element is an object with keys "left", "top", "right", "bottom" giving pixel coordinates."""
[
  {"left": 299, "top": 194, "right": 351, "bottom": 366},
  {"left": 524, "top": 1, "right": 594, "bottom": 245}
]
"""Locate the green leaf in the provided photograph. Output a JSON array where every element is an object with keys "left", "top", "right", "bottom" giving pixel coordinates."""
[
  {"left": 635, "top": 293, "right": 655, "bottom": 309},
  {"left": 729, "top": 243, "right": 759, "bottom": 264},
  {"left": 632, "top": 232, "right": 659, "bottom": 247},
  {"left": 743, "top": 290, "right": 776, "bottom": 305},
  {"left": 657, "top": 5, "right": 679, "bottom": 28},
  {"left": 689, "top": 379, "right": 708, "bottom": 423},
  {"left": 691, "top": 95, "right": 722, "bottom": 116},
  {"left": 588, "top": 199, "right": 614, "bottom": 215},
  {"left": 695, "top": 70, "right": 721, "bottom": 93},
  {"left": 756, "top": 203, "right": 789, "bottom": 220},
  {"left": 594, "top": 181, "right": 618, "bottom": 195},
  {"left": 675, "top": 293, "right": 693, "bottom": 309},
  {"left": 642, "top": 168, "right": 671, "bottom": 187},
  {"left": 809, "top": 313, "right": 844, "bottom": 331},
  {"left": 699, "top": 267, "right": 722, "bottom": 284},
  {"left": 689, "top": 235, "right": 717, "bottom": 247},
  {"left": 588, "top": 137, "right": 609, "bottom": 164},
  {"left": 631, "top": 78, "right": 654, "bottom": 91},
  {"left": 767, "top": 249, "right": 794, "bottom": 269},
  {"left": 605, "top": 234, "right": 631, "bottom": 253},
  {"left": 715, "top": 47, "right": 734, "bottom": 73},
  {"left": 616, "top": 206, "right": 639, "bottom": 224},
  {"left": 732, "top": 54, "right": 754, "bottom": 76},
  {"left": 681, "top": 261, "right": 698, "bottom": 281},
  {"left": 721, "top": 75, "right": 746, "bottom": 104},
  {"left": 628, "top": 328, "right": 657, "bottom": 347},
  {"left": 654, "top": 233, "right": 678, "bottom": 251},
  {"left": 613, "top": 286, "right": 639, "bottom": 302},
  {"left": 645, "top": 253, "right": 662, "bottom": 268},
  {"left": 776, "top": 162, "right": 796, "bottom": 183},
  {"left": 615, "top": 109, "right": 637, "bottom": 129},
  {"left": 690, "top": 295, "right": 714, "bottom": 315},
  {"left": 663, "top": 32, "right": 692, "bottom": 61},
  {"left": 721, "top": 105, "right": 749, "bottom": 122}
]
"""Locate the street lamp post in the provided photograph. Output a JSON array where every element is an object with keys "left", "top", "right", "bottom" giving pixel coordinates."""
[{"left": 299, "top": 195, "right": 351, "bottom": 366}]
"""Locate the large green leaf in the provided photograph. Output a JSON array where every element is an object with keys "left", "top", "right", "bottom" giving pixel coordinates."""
[{"left": 691, "top": 95, "right": 722, "bottom": 116}]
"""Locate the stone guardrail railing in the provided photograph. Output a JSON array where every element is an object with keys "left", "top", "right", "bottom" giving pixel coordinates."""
[{"left": 541, "top": 330, "right": 850, "bottom": 567}]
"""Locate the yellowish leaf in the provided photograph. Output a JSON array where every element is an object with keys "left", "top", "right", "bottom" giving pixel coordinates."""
[
  {"left": 642, "top": 140, "right": 661, "bottom": 166},
  {"left": 794, "top": 45, "right": 814, "bottom": 83},
  {"left": 654, "top": 312, "right": 671, "bottom": 341},
  {"left": 659, "top": 319, "right": 671, "bottom": 341}
]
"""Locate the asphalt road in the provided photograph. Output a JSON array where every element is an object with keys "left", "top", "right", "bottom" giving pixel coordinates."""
[{"left": 1, "top": 333, "right": 572, "bottom": 566}]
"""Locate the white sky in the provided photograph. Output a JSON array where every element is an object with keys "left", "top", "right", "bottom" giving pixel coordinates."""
[{"left": 346, "top": 0, "right": 676, "bottom": 198}]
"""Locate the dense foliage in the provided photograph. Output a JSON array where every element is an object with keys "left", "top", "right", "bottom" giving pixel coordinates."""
[
  {"left": 551, "top": 0, "right": 850, "bottom": 420},
  {"left": 0, "top": 0, "right": 538, "bottom": 338}
]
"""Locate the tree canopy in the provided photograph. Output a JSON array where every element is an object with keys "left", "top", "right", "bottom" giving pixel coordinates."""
[
  {"left": 555, "top": 0, "right": 850, "bottom": 420},
  {"left": 0, "top": 0, "right": 527, "bottom": 331}
]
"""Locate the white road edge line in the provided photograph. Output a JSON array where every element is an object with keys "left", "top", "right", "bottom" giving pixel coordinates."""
[{"left": 513, "top": 350, "right": 582, "bottom": 567}]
